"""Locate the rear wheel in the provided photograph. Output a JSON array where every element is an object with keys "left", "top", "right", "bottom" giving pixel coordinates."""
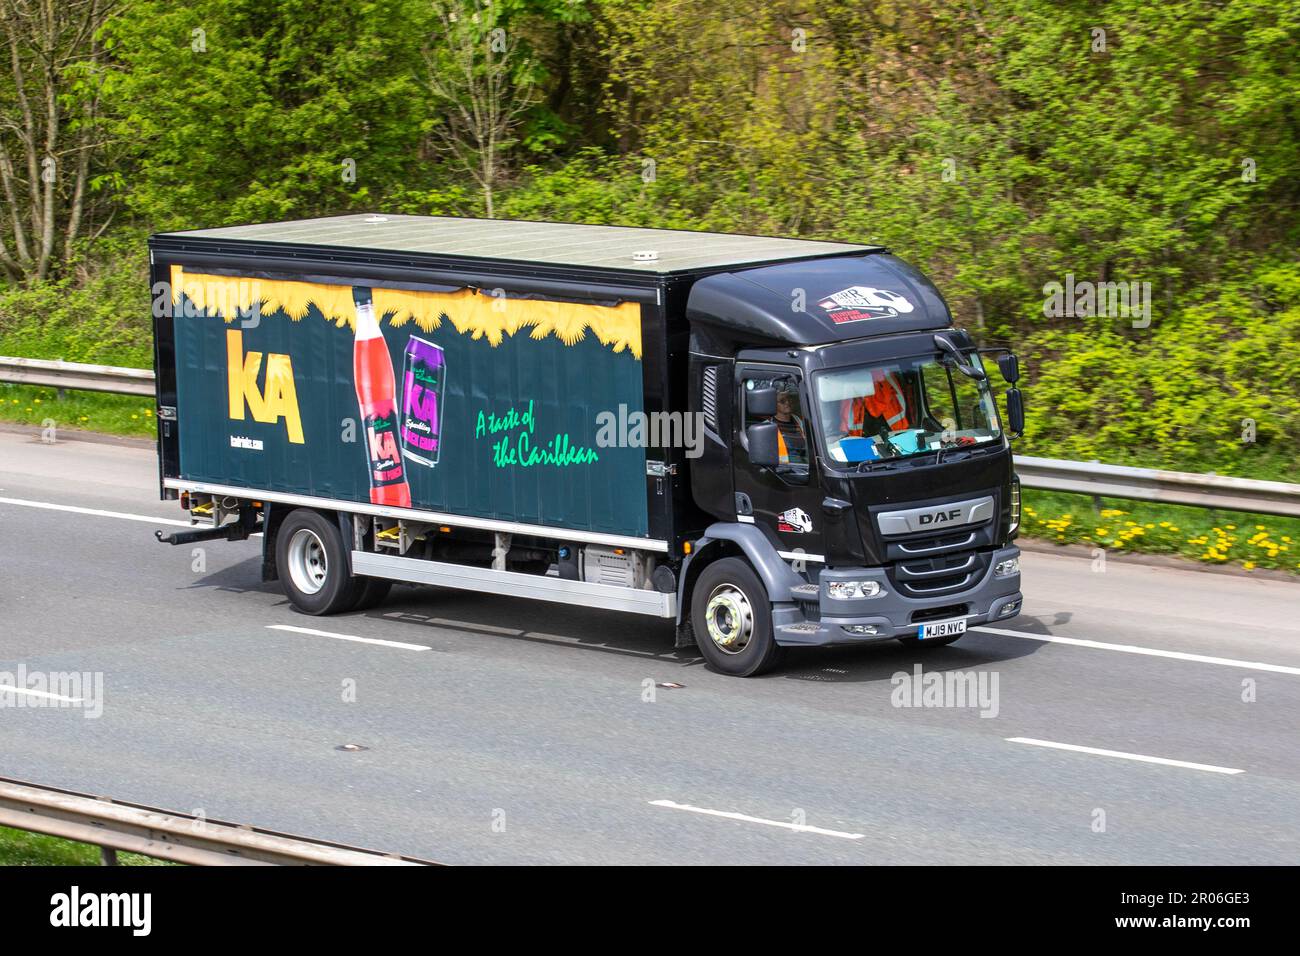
[
  {"left": 691, "top": 558, "right": 784, "bottom": 677},
  {"left": 276, "top": 509, "right": 364, "bottom": 615}
]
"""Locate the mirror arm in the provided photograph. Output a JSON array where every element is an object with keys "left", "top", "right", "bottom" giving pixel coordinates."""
[{"left": 935, "top": 333, "right": 986, "bottom": 380}]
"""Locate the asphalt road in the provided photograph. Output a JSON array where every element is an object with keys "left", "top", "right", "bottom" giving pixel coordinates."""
[{"left": 2, "top": 427, "right": 1298, "bottom": 864}]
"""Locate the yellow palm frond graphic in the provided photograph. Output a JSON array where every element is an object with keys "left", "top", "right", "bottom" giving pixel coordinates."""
[{"left": 170, "top": 267, "right": 642, "bottom": 359}]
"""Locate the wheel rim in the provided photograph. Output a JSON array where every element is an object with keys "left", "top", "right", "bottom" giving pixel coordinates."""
[
  {"left": 287, "top": 528, "right": 328, "bottom": 595},
  {"left": 704, "top": 583, "right": 754, "bottom": 655}
]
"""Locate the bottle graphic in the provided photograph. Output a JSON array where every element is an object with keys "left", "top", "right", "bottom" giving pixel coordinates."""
[
  {"left": 352, "top": 287, "right": 411, "bottom": 507},
  {"left": 400, "top": 336, "right": 446, "bottom": 467}
]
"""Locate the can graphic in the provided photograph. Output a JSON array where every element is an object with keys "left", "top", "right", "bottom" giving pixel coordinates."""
[
  {"left": 399, "top": 336, "right": 445, "bottom": 467},
  {"left": 352, "top": 287, "right": 411, "bottom": 507}
]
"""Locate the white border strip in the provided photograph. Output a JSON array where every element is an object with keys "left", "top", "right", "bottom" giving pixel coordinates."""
[
  {"left": 164, "top": 478, "right": 669, "bottom": 552},
  {"left": 649, "top": 800, "right": 865, "bottom": 839},
  {"left": 976, "top": 625, "right": 1300, "bottom": 676},
  {"left": 778, "top": 550, "right": 826, "bottom": 563},
  {"left": 1006, "top": 737, "right": 1244, "bottom": 775}
]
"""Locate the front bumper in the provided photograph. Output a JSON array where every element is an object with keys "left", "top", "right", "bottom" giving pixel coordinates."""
[{"left": 773, "top": 546, "right": 1022, "bottom": 646}]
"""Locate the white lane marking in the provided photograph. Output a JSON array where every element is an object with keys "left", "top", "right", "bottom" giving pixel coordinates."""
[
  {"left": 266, "top": 624, "right": 430, "bottom": 652},
  {"left": 0, "top": 684, "right": 82, "bottom": 704},
  {"left": 649, "top": 799, "right": 865, "bottom": 839},
  {"left": 976, "top": 625, "right": 1300, "bottom": 677},
  {"left": 1006, "top": 737, "right": 1244, "bottom": 775},
  {"left": 0, "top": 495, "right": 191, "bottom": 527}
]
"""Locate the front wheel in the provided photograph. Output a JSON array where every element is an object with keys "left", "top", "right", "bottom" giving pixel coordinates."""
[
  {"left": 276, "top": 509, "right": 364, "bottom": 615},
  {"left": 691, "top": 557, "right": 784, "bottom": 677}
]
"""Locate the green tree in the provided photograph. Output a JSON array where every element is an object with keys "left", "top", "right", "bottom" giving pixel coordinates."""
[{"left": 100, "top": 0, "right": 436, "bottom": 228}]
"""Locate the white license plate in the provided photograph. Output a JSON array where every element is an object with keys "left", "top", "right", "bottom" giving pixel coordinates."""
[{"left": 918, "top": 618, "right": 967, "bottom": 640}]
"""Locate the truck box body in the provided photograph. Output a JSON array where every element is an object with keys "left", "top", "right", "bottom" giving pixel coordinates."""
[{"left": 166, "top": 264, "right": 650, "bottom": 539}]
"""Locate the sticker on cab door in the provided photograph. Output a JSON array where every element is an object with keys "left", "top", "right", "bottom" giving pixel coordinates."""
[
  {"left": 778, "top": 507, "right": 813, "bottom": 533},
  {"left": 817, "top": 286, "right": 914, "bottom": 324}
]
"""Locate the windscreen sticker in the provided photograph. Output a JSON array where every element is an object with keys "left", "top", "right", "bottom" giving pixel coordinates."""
[{"left": 817, "top": 286, "right": 915, "bottom": 324}]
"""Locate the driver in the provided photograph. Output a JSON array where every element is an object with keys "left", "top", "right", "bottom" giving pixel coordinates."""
[
  {"left": 773, "top": 386, "right": 808, "bottom": 465},
  {"left": 840, "top": 369, "right": 911, "bottom": 437}
]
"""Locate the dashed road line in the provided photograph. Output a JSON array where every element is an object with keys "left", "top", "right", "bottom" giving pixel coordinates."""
[
  {"left": 266, "top": 624, "right": 431, "bottom": 652},
  {"left": 976, "top": 625, "right": 1300, "bottom": 676},
  {"left": 0, "top": 684, "right": 82, "bottom": 704},
  {"left": 1006, "top": 737, "right": 1244, "bottom": 775},
  {"left": 0, "top": 495, "right": 191, "bottom": 527},
  {"left": 649, "top": 799, "right": 865, "bottom": 839}
]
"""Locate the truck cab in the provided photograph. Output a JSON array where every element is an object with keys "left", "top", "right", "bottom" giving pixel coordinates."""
[{"left": 678, "top": 253, "right": 1024, "bottom": 674}]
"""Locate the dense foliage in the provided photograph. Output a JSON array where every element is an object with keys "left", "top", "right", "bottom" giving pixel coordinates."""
[{"left": 0, "top": 0, "right": 1296, "bottom": 478}]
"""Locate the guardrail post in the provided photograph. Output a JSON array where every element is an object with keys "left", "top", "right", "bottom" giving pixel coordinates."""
[{"left": 100, "top": 846, "right": 119, "bottom": 865}]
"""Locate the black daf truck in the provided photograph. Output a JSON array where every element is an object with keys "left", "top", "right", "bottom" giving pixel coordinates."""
[{"left": 150, "top": 214, "right": 1024, "bottom": 676}]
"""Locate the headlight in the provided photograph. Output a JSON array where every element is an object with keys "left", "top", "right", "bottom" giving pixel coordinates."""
[
  {"left": 1009, "top": 476, "right": 1021, "bottom": 535},
  {"left": 826, "top": 580, "right": 884, "bottom": 599},
  {"left": 994, "top": 557, "right": 1020, "bottom": 577}
]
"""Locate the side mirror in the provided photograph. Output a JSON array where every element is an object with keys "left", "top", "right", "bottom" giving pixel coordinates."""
[
  {"left": 747, "top": 421, "right": 780, "bottom": 468},
  {"left": 747, "top": 385, "right": 777, "bottom": 418},
  {"left": 1005, "top": 387, "right": 1025, "bottom": 436},
  {"left": 997, "top": 353, "right": 1020, "bottom": 384}
]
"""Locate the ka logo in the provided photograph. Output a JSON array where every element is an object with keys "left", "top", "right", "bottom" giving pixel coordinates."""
[{"left": 226, "top": 329, "right": 304, "bottom": 443}]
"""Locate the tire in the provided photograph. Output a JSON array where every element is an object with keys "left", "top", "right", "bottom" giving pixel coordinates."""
[
  {"left": 690, "top": 557, "right": 784, "bottom": 677},
  {"left": 351, "top": 577, "right": 393, "bottom": 611},
  {"left": 275, "top": 509, "right": 365, "bottom": 615}
]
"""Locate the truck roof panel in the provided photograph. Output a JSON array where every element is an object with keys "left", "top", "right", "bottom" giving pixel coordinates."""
[{"left": 154, "top": 214, "right": 879, "bottom": 275}]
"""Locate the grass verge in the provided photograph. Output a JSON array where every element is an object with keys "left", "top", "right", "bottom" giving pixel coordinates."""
[
  {"left": 0, "top": 825, "right": 173, "bottom": 866},
  {"left": 1022, "top": 489, "right": 1300, "bottom": 575},
  {"left": 0, "top": 383, "right": 155, "bottom": 439}
]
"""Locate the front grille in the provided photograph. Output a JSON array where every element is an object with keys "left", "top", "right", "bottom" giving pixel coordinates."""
[
  {"left": 878, "top": 494, "right": 998, "bottom": 598},
  {"left": 911, "top": 603, "right": 970, "bottom": 624},
  {"left": 883, "top": 523, "right": 996, "bottom": 563},
  {"left": 890, "top": 550, "right": 991, "bottom": 597},
  {"left": 881, "top": 502, "right": 997, "bottom": 598}
]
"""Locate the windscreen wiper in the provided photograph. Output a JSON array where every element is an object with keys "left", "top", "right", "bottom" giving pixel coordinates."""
[{"left": 856, "top": 455, "right": 909, "bottom": 473}]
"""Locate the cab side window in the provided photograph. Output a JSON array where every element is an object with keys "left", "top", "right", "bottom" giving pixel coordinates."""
[{"left": 742, "top": 371, "right": 810, "bottom": 469}]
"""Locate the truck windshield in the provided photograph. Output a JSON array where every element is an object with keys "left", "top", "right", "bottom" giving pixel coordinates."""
[{"left": 813, "top": 354, "right": 1002, "bottom": 465}]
